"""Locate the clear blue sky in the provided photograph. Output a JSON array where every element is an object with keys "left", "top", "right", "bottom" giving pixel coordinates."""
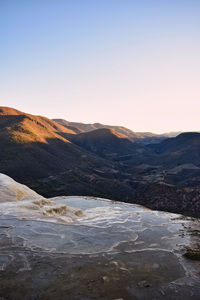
[{"left": 1, "top": 0, "right": 200, "bottom": 133}]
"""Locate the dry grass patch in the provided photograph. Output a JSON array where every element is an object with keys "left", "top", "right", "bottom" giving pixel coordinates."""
[
  {"left": 33, "top": 199, "right": 55, "bottom": 207},
  {"left": 43, "top": 205, "right": 67, "bottom": 216}
]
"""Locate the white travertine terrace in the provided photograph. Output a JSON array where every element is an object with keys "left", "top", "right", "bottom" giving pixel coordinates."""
[
  {"left": 0, "top": 173, "right": 84, "bottom": 222},
  {"left": 0, "top": 173, "right": 43, "bottom": 202},
  {"left": 0, "top": 173, "right": 200, "bottom": 299}
]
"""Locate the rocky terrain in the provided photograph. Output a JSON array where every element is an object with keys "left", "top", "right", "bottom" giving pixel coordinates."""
[
  {"left": 0, "top": 106, "right": 200, "bottom": 217},
  {"left": 0, "top": 173, "right": 200, "bottom": 299}
]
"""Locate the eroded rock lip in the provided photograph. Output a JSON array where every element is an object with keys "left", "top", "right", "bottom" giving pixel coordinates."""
[
  {"left": 0, "top": 173, "right": 43, "bottom": 202},
  {"left": 0, "top": 174, "right": 85, "bottom": 223}
]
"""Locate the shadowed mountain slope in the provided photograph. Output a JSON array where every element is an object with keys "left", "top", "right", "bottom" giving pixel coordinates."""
[
  {"left": 0, "top": 107, "right": 133, "bottom": 200},
  {"left": 149, "top": 132, "right": 200, "bottom": 154},
  {"left": 69, "top": 128, "right": 146, "bottom": 159},
  {"left": 147, "top": 132, "right": 200, "bottom": 167},
  {"left": 1, "top": 107, "right": 200, "bottom": 217}
]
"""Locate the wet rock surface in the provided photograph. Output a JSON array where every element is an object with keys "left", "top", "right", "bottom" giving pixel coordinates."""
[{"left": 0, "top": 196, "right": 200, "bottom": 299}]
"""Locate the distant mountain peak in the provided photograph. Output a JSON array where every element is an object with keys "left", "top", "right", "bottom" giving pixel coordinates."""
[
  {"left": 176, "top": 132, "right": 200, "bottom": 139},
  {"left": 80, "top": 127, "right": 128, "bottom": 139}
]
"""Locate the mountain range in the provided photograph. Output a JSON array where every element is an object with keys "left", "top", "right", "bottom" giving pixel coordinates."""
[
  {"left": 54, "top": 118, "right": 180, "bottom": 144},
  {"left": 0, "top": 106, "right": 200, "bottom": 217}
]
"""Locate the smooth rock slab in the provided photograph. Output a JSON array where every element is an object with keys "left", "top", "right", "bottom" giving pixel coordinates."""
[{"left": 0, "top": 196, "right": 199, "bottom": 300}]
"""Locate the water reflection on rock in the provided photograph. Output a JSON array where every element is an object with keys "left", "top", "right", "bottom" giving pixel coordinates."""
[{"left": 0, "top": 196, "right": 200, "bottom": 300}]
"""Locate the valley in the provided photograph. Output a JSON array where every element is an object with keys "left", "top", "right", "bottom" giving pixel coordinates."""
[{"left": 0, "top": 106, "right": 200, "bottom": 217}]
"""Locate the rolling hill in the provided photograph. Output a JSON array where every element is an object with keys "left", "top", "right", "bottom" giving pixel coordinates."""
[
  {"left": 146, "top": 132, "right": 200, "bottom": 168},
  {"left": 1, "top": 107, "right": 200, "bottom": 217},
  {"left": 68, "top": 127, "right": 145, "bottom": 159},
  {"left": 0, "top": 107, "right": 133, "bottom": 200},
  {"left": 54, "top": 119, "right": 170, "bottom": 144},
  {"left": 149, "top": 132, "right": 200, "bottom": 155}
]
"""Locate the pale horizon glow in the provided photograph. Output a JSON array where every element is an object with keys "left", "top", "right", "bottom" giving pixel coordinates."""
[{"left": 1, "top": 0, "right": 200, "bottom": 134}]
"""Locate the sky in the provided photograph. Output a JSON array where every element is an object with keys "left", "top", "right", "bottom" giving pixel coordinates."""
[{"left": 0, "top": 0, "right": 200, "bottom": 133}]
